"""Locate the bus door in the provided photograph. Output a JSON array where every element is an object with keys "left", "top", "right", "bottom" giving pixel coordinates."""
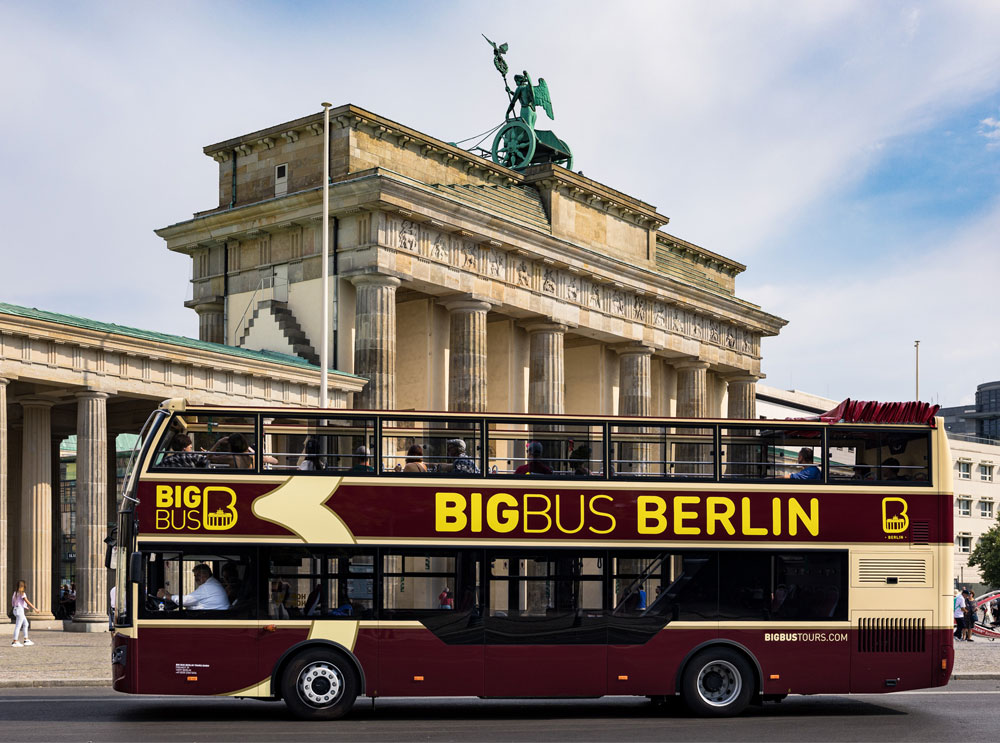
[
  {"left": 484, "top": 551, "right": 607, "bottom": 697},
  {"left": 137, "top": 548, "right": 260, "bottom": 696},
  {"left": 377, "top": 550, "right": 484, "bottom": 697}
]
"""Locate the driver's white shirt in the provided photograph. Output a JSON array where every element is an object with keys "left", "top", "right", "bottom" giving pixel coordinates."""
[{"left": 170, "top": 576, "right": 230, "bottom": 610}]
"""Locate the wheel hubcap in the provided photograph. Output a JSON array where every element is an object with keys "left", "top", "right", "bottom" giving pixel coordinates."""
[
  {"left": 297, "top": 661, "right": 343, "bottom": 707},
  {"left": 697, "top": 660, "right": 741, "bottom": 706}
]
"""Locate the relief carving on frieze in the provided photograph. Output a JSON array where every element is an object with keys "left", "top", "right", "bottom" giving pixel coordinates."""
[
  {"left": 542, "top": 268, "right": 557, "bottom": 294},
  {"left": 398, "top": 220, "right": 417, "bottom": 252}
]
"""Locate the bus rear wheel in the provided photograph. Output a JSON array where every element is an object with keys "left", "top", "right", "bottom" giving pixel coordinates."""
[
  {"left": 281, "top": 649, "right": 357, "bottom": 720},
  {"left": 681, "top": 647, "right": 754, "bottom": 717}
]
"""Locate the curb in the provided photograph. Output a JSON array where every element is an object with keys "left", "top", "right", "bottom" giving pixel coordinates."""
[
  {"left": 952, "top": 672, "right": 1000, "bottom": 680},
  {"left": 0, "top": 679, "right": 111, "bottom": 689}
]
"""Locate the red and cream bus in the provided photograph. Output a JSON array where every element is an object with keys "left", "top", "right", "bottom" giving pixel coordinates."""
[{"left": 111, "top": 398, "right": 952, "bottom": 719}]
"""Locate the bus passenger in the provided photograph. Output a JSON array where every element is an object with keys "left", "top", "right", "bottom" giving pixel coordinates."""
[
  {"left": 438, "top": 439, "right": 479, "bottom": 474},
  {"left": 161, "top": 434, "right": 208, "bottom": 468},
  {"left": 349, "top": 446, "right": 374, "bottom": 473},
  {"left": 569, "top": 444, "right": 592, "bottom": 476},
  {"left": 157, "top": 564, "right": 229, "bottom": 610},
  {"left": 881, "top": 458, "right": 906, "bottom": 480},
  {"left": 515, "top": 441, "right": 552, "bottom": 475},
  {"left": 402, "top": 445, "right": 428, "bottom": 473},
  {"left": 297, "top": 437, "right": 325, "bottom": 471},
  {"left": 786, "top": 448, "right": 820, "bottom": 480}
]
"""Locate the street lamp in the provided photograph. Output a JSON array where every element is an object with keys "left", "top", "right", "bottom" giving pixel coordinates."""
[
  {"left": 914, "top": 340, "right": 920, "bottom": 401},
  {"left": 320, "top": 102, "right": 332, "bottom": 408}
]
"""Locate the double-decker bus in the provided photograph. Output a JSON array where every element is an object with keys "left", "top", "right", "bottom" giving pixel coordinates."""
[{"left": 111, "top": 398, "right": 952, "bottom": 719}]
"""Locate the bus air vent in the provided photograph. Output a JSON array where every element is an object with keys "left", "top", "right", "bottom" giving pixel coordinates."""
[
  {"left": 910, "top": 521, "right": 930, "bottom": 544},
  {"left": 858, "top": 558, "right": 926, "bottom": 584},
  {"left": 857, "top": 617, "right": 926, "bottom": 653}
]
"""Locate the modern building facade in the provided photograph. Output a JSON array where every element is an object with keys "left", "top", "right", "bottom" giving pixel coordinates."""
[{"left": 157, "top": 105, "right": 786, "bottom": 421}]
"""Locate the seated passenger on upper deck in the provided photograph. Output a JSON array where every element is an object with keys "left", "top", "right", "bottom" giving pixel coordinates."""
[
  {"left": 437, "top": 439, "right": 480, "bottom": 474},
  {"left": 160, "top": 434, "right": 209, "bottom": 468},
  {"left": 786, "top": 447, "right": 821, "bottom": 481},
  {"left": 349, "top": 446, "right": 374, "bottom": 473},
  {"left": 515, "top": 441, "right": 553, "bottom": 475}
]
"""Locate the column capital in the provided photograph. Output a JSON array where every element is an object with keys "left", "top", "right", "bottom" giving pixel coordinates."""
[
  {"left": 0, "top": 377, "right": 10, "bottom": 386},
  {"left": 75, "top": 390, "right": 110, "bottom": 401},
  {"left": 722, "top": 373, "right": 761, "bottom": 385},
  {"left": 348, "top": 272, "right": 402, "bottom": 289},
  {"left": 613, "top": 342, "right": 656, "bottom": 357},
  {"left": 520, "top": 320, "right": 569, "bottom": 335},
  {"left": 17, "top": 396, "right": 55, "bottom": 409},
  {"left": 672, "top": 359, "right": 710, "bottom": 372},
  {"left": 442, "top": 295, "right": 494, "bottom": 314}
]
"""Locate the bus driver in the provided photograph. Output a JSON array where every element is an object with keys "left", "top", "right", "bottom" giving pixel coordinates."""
[{"left": 157, "top": 564, "right": 230, "bottom": 610}]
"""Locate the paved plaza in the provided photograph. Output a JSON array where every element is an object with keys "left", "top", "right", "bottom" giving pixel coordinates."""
[{"left": 0, "top": 629, "right": 996, "bottom": 688}]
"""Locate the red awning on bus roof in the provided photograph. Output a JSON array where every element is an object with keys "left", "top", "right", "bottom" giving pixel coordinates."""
[{"left": 797, "top": 399, "right": 940, "bottom": 426}]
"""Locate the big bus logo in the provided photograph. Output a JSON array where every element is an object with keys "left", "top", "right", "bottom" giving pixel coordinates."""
[
  {"left": 154, "top": 485, "right": 239, "bottom": 531},
  {"left": 881, "top": 497, "right": 909, "bottom": 534}
]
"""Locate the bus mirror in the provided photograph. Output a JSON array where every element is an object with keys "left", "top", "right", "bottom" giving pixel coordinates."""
[
  {"left": 104, "top": 528, "right": 118, "bottom": 570},
  {"left": 129, "top": 552, "right": 143, "bottom": 584}
]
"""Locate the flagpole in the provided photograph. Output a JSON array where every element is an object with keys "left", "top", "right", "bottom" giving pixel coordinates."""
[{"left": 320, "top": 102, "right": 332, "bottom": 409}]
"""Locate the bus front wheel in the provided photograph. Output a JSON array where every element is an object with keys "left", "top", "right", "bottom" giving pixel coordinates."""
[
  {"left": 681, "top": 647, "right": 754, "bottom": 717},
  {"left": 281, "top": 649, "right": 358, "bottom": 720}
]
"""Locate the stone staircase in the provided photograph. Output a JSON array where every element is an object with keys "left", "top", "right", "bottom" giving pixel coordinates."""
[{"left": 237, "top": 299, "right": 319, "bottom": 366}]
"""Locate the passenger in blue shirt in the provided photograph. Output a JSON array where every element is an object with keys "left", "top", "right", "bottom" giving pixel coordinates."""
[{"left": 787, "top": 447, "right": 821, "bottom": 480}]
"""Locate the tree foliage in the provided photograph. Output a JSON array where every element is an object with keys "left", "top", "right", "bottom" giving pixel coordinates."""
[{"left": 968, "top": 521, "right": 1000, "bottom": 588}]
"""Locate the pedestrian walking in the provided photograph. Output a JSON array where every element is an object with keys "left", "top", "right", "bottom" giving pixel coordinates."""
[{"left": 11, "top": 579, "right": 37, "bottom": 647}]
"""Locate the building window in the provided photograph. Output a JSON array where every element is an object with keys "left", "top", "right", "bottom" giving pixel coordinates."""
[
  {"left": 275, "top": 163, "right": 288, "bottom": 197},
  {"left": 958, "top": 498, "right": 972, "bottom": 517},
  {"left": 981, "top": 464, "right": 993, "bottom": 482},
  {"left": 981, "top": 501, "right": 994, "bottom": 519},
  {"left": 958, "top": 535, "right": 972, "bottom": 554},
  {"left": 958, "top": 462, "right": 972, "bottom": 479}
]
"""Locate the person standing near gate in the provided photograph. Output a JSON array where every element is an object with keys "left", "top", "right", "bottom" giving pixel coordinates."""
[{"left": 11, "top": 580, "right": 37, "bottom": 647}]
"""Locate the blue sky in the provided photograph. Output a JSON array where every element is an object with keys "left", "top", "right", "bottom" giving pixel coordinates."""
[{"left": 2, "top": 1, "right": 999, "bottom": 407}]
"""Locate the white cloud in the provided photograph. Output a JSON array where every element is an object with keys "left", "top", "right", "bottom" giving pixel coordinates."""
[
  {"left": 981, "top": 114, "right": 1000, "bottom": 148},
  {"left": 753, "top": 196, "right": 1000, "bottom": 405},
  {"left": 1, "top": 1, "right": 999, "bottom": 404}
]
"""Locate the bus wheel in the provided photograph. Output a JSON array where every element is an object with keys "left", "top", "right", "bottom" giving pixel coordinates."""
[
  {"left": 281, "top": 649, "right": 357, "bottom": 720},
  {"left": 681, "top": 648, "right": 753, "bottom": 717}
]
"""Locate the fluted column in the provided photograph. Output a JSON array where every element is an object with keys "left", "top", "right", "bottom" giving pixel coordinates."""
[
  {"left": 616, "top": 344, "right": 654, "bottom": 417},
  {"left": 674, "top": 360, "right": 711, "bottom": 418},
  {"left": 351, "top": 274, "right": 401, "bottom": 410},
  {"left": 194, "top": 301, "right": 225, "bottom": 344},
  {"left": 726, "top": 374, "right": 760, "bottom": 421},
  {"left": 524, "top": 322, "right": 567, "bottom": 414},
  {"left": 445, "top": 299, "right": 491, "bottom": 413},
  {"left": 7, "top": 423, "right": 21, "bottom": 621},
  {"left": 20, "top": 398, "right": 54, "bottom": 619},
  {"left": 74, "top": 391, "right": 109, "bottom": 625},
  {"left": 0, "top": 378, "right": 8, "bottom": 623}
]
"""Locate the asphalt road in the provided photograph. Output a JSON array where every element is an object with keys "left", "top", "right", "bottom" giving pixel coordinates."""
[{"left": 4, "top": 681, "right": 1000, "bottom": 742}]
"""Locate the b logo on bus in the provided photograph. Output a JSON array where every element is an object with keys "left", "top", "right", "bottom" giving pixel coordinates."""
[
  {"left": 881, "top": 497, "right": 909, "bottom": 534},
  {"left": 154, "top": 485, "right": 239, "bottom": 531}
]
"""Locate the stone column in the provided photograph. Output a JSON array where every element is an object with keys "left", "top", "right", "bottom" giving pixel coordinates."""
[
  {"left": 20, "top": 398, "right": 54, "bottom": 619},
  {"left": 673, "top": 360, "right": 711, "bottom": 477},
  {"left": 616, "top": 344, "right": 654, "bottom": 417},
  {"left": 74, "top": 391, "right": 109, "bottom": 627},
  {"left": 445, "top": 298, "right": 491, "bottom": 413},
  {"left": 674, "top": 360, "right": 711, "bottom": 418},
  {"left": 616, "top": 345, "right": 654, "bottom": 475},
  {"left": 726, "top": 374, "right": 759, "bottom": 421},
  {"left": 51, "top": 435, "right": 62, "bottom": 616},
  {"left": 193, "top": 300, "right": 225, "bottom": 345},
  {"left": 525, "top": 322, "right": 567, "bottom": 415},
  {"left": 0, "top": 378, "right": 8, "bottom": 623},
  {"left": 7, "top": 423, "right": 21, "bottom": 621},
  {"left": 351, "top": 274, "right": 401, "bottom": 410}
]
